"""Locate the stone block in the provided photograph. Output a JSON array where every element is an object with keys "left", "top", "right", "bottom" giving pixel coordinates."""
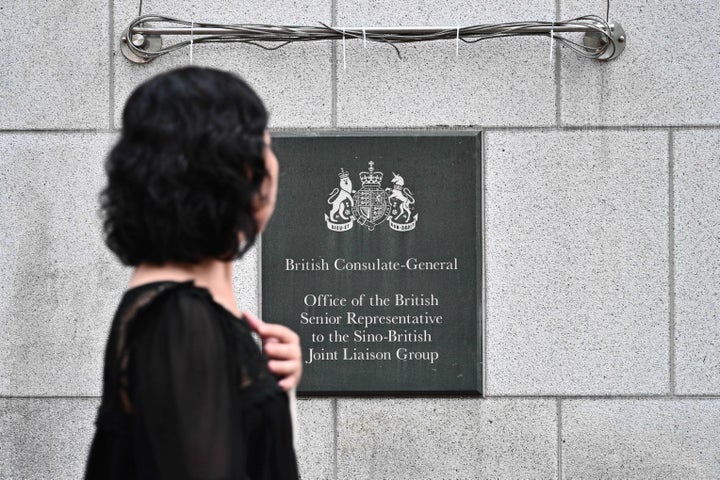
[
  {"left": 113, "top": 0, "right": 332, "bottom": 128},
  {"left": 562, "top": 399, "right": 720, "bottom": 478},
  {"left": 336, "top": 1, "right": 556, "bottom": 127},
  {"left": 296, "top": 398, "right": 334, "bottom": 479},
  {"left": 233, "top": 245, "right": 259, "bottom": 315},
  {"left": 0, "top": 1, "right": 110, "bottom": 129},
  {"left": 0, "top": 398, "right": 99, "bottom": 479},
  {"left": 336, "top": 398, "right": 557, "bottom": 479},
  {"left": 485, "top": 130, "right": 669, "bottom": 395},
  {"left": 674, "top": 130, "right": 720, "bottom": 394},
  {"left": 0, "top": 133, "right": 126, "bottom": 396},
  {"left": 561, "top": 0, "right": 720, "bottom": 125}
]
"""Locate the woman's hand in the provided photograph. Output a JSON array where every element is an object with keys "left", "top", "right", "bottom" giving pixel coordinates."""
[{"left": 243, "top": 311, "right": 302, "bottom": 391}]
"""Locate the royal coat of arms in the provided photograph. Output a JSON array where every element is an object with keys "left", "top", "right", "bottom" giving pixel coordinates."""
[{"left": 325, "top": 161, "right": 418, "bottom": 232}]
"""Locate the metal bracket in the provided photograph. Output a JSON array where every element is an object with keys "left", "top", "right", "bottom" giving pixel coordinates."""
[
  {"left": 583, "top": 22, "right": 625, "bottom": 61},
  {"left": 120, "top": 29, "right": 163, "bottom": 64}
]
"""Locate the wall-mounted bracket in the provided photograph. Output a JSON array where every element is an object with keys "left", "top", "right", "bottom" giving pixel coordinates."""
[
  {"left": 120, "top": 30, "right": 163, "bottom": 64},
  {"left": 583, "top": 22, "right": 625, "bottom": 61}
]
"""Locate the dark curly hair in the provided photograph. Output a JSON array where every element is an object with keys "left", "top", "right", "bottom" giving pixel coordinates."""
[{"left": 101, "top": 66, "right": 269, "bottom": 266}]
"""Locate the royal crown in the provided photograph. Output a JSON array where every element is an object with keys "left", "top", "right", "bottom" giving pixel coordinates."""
[
  {"left": 359, "top": 161, "right": 383, "bottom": 186},
  {"left": 338, "top": 168, "right": 350, "bottom": 179}
]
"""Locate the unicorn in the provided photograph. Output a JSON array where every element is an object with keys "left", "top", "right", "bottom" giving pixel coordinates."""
[{"left": 387, "top": 172, "right": 415, "bottom": 221}]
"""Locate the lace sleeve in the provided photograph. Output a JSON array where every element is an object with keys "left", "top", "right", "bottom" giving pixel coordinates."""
[{"left": 129, "top": 287, "right": 245, "bottom": 479}]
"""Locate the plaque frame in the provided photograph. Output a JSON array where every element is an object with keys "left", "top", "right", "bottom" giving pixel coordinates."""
[{"left": 261, "top": 131, "right": 484, "bottom": 396}]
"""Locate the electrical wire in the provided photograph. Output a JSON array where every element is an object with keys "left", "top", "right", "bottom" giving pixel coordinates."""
[
  {"left": 606, "top": 0, "right": 611, "bottom": 22},
  {"left": 122, "top": 15, "right": 617, "bottom": 62}
]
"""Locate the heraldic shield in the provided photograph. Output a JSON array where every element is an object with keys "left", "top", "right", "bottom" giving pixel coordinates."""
[
  {"left": 352, "top": 187, "right": 389, "bottom": 230},
  {"left": 351, "top": 162, "right": 390, "bottom": 231}
]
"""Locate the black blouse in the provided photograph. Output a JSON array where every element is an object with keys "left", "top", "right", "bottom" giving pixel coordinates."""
[{"left": 85, "top": 281, "right": 299, "bottom": 480}]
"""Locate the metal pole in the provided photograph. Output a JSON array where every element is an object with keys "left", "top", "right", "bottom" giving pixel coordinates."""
[{"left": 131, "top": 25, "right": 598, "bottom": 36}]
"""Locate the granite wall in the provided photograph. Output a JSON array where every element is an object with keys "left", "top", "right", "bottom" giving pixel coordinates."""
[{"left": 1, "top": 0, "right": 719, "bottom": 478}]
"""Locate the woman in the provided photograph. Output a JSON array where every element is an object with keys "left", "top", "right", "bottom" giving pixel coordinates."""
[{"left": 85, "top": 67, "right": 301, "bottom": 479}]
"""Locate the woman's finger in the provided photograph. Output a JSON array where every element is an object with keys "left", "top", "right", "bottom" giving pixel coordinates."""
[
  {"left": 267, "top": 359, "right": 299, "bottom": 376},
  {"left": 242, "top": 310, "right": 264, "bottom": 333},
  {"left": 259, "top": 323, "right": 300, "bottom": 345},
  {"left": 278, "top": 375, "right": 300, "bottom": 392},
  {"left": 242, "top": 310, "right": 302, "bottom": 390},
  {"left": 242, "top": 311, "right": 300, "bottom": 345},
  {"left": 264, "top": 342, "right": 300, "bottom": 360}
]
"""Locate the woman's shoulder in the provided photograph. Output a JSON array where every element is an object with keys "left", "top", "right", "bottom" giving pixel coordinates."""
[
  {"left": 123, "top": 280, "right": 243, "bottom": 320},
  {"left": 121, "top": 280, "right": 264, "bottom": 356},
  {"left": 123, "top": 279, "right": 207, "bottom": 300},
  {"left": 116, "top": 280, "right": 230, "bottom": 338},
  {"left": 122, "top": 280, "right": 216, "bottom": 311},
  {"left": 124, "top": 281, "right": 282, "bottom": 398}
]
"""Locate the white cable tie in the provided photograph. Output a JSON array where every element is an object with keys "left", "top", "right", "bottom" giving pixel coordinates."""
[
  {"left": 362, "top": 26, "right": 367, "bottom": 48},
  {"left": 456, "top": 26, "right": 460, "bottom": 56},
  {"left": 190, "top": 20, "right": 194, "bottom": 64},
  {"left": 549, "top": 21, "right": 554, "bottom": 62},
  {"left": 342, "top": 27, "right": 347, "bottom": 70}
]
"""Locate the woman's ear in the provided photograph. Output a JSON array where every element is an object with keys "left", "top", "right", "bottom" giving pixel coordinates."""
[{"left": 252, "top": 131, "right": 279, "bottom": 233}]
